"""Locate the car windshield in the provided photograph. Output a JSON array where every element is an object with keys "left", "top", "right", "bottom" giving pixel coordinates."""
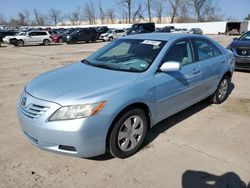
[
  {"left": 107, "top": 30, "right": 113, "bottom": 34},
  {"left": 18, "top": 32, "right": 26, "bottom": 36},
  {"left": 239, "top": 32, "right": 250, "bottom": 41},
  {"left": 84, "top": 39, "right": 166, "bottom": 72}
]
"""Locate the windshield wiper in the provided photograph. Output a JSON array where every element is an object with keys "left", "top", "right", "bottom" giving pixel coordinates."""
[{"left": 94, "top": 64, "right": 119, "bottom": 71}]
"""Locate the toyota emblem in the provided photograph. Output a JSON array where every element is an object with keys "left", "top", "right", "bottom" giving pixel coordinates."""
[
  {"left": 241, "top": 50, "right": 247, "bottom": 55},
  {"left": 21, "top": 97, "right": 27, "bottom": 107}
]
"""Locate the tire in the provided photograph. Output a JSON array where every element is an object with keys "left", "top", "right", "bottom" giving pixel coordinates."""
[
  {"left": 209, "top": 76, "right": 230, "bottom": 104},
  {"left": 71, "top": 38, "right": 77, "bottom": 44},
  {"left": 108, "top": 108, "right": 148, "bottom": 158},
  {"left": 17, "top": 40, "right": 24, "bottom": 47},
  {"left": 43, "top": 39, "right": 50, "bottom": 46},
  {"left": 108, "top": 37, "right": 113, "bottom": 41},
  {"left": 91, "top": 37, "right": 96, "bottom": 42}
]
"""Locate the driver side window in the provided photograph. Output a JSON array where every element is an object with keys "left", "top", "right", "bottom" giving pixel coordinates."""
[{"left": 164, "top": 40, "right": 194, "bottom": 65}]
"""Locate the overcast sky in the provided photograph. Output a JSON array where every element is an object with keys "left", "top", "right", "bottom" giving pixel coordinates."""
[{"left": 0, "top": 0, "right": 249, "bottom": 20}]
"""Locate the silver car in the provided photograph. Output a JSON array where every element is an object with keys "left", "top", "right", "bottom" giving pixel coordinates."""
[{"left": 17, "top": 33, "right": 234, "bottom": 158}]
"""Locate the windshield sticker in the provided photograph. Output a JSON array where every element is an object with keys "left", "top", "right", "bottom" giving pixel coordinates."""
[{"left": 141, "top": 40, "right": 161, "bottom": 46}]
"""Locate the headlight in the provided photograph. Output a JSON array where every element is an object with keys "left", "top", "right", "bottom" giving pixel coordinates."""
[{"left": 49, "top": 101, "right": 106, "bottom": 121}]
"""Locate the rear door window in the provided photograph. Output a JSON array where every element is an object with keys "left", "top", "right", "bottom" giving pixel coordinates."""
[{"left": 193, "top": 38, "right": 221, "bottom": 61}]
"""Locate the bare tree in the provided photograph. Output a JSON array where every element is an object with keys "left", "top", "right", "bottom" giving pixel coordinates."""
[
  {"left": 245, "top": 14, "right": 250, "bottom": 20},
  {"left": 33, "top": 9, "right": 46, "bottom": 26},
  {"left": 48, "top": 8, "right": 63, "bottom": 26},
  {"left": 177, "top": 0, "right": 191, "bottom": 23},
  {"left": 83, "top": 1, "right": 96, "bottom": 25},
  {"left": 68, "top": 7, "right": 82, "bottom": 25},
  {"left": 132, "top": 3, "right": 144, "bottom": 23},
  {"left": 106, "top": 8, "right": 116, "bottom": 24},
  {"left": 153, "top": 0, "right": 164, "bottom": 23},
  {"left": 119, "top": 0, "right": 132, "bottom": 23},
  {"left": 168, "top": 0, "right": 182, "bottom": 23},
  {"left": 146, "top": 0, "right": 153, "bottom": 22},
  {"left": 0, "top": 14, "right": 7, "bottom": 25},
  {"left": 99, "top": 1, "right": 106, "bottom": 24}
]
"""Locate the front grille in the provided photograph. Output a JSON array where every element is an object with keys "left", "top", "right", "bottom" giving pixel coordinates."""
[
  {"left": 236, "top": 48, "right": 250, "bottom": 57},
  {"left": 19, "top": 103, "right": 49, "bottom": 119}
]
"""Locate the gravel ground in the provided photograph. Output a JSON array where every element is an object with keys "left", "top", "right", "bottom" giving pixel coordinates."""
[{"left": 0, "top": 35, "right": 249, "bottom": 188}]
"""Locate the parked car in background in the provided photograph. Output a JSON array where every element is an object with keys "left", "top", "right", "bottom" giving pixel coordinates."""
[
  {"left": 126, "top": 23, "right": 155, "bottom": 35},
  {"left": 17, "top": 33, "right": 234, "bottom": 159},
  {"left": 0, "top": 30, "right": 18, "bottom": 42},
  {"left": 95, "top": 26, "right": 109, "bottom": 36},
  {"left": 3, "top": 32, "right": 26, "bottom": 44},
  {"left": 100, "top": 29, "right": 126, "bottom": 41},
  {"left": 64, "top": 28, "right": 99, "bottom": 44},
  {"left": 158, "top": 26, "right": 175, "bottom": 33},
  {"left": 188, "top": 28, "right": 203, "bottom": 35},
  {"left": 10, "top": 30, "right": 52, "bottom": 47},
  {"left": 227, "top": 31, "right": 250, "bottom": 70},
  {"left": 171, "top": 28, "right": 188, "bottom": 33}
]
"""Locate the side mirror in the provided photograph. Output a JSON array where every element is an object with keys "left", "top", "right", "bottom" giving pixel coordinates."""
[
  {"left": 160, "top": 61, "right": 182, "bottom": 72},
  {"left": 233, "top": 37, "right": 238, "bottom": 41}
]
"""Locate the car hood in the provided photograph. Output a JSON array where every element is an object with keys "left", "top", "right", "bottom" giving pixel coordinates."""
[
  {"left": 26, "top": 62, "right": 140, "bottom": 105},
  {"left": 229, "top": 40, "right": 250, "bottom": 48}
]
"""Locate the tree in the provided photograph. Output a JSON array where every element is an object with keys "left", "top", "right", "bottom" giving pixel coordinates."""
[
  {"left": 68, "top": 7, "right": 82, "bottom": 25},
  {"left": 119, "top": 0, "right": 132, "bottom": 23},
  {"left": 99, "top": 1, "right": 106, "bottom": 24},
  {"left": 153, "top": 0, "right": 164, "bottom": 23},
  {"left": 132, "top": 3, "right": 144, "bottom": 23},
  {"left": 106, "top": 8, "right": 116, "bottom": 24},
  {"left": 168, "top": 0, "right": 182, "bottom": 23},
  {"left": 177, "top": 1, "right": 191, "bottom": 23},
  {"left": 146, "top": 0, "right": 153, "bottom": 22},
  {"left": 245, "top": 14, "right": 250, "bottom": 20},
  {"left": 189, "top": 0, "right": 220, "bottom": 22},
  {"left": 48, "top": 8, "right": 63, "bottom": 26},
  {"left": 83, "top": 1, "right": 96, "bottom": 25},
  {"left": 0, "top": 14, "right": 7, "bottom": 25},
  {"left": 33, "top": 9, "right": 46, "bottom": 26}
]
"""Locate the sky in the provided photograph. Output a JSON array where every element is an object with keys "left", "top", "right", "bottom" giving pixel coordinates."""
[{"left": 0, "top": 0, "right": 249, "bottom": 21}]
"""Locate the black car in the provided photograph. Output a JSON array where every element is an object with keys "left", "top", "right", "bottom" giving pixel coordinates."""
[
  {"left": 127, "top": 23, "right": 155, "bottom": 35},
  {"left": 0, "top": 30, "right": 18, "bottom": 42},
  {"left": 63, "top": 28, "right": 99, "bottom": 44},
  {"left": 157, "top": 26, "right": 175, "bottom": 33},
  {"left": 228, "top": 31, "right": 250, "bottom": 70}
]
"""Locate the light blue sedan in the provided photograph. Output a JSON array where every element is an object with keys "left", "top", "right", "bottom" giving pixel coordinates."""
[{"left": 17, "top": 33, "right": 234, "bottom": 158}]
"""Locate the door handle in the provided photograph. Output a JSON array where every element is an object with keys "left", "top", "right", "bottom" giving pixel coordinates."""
[{"left": 193, "top": 69, "right": 200, "bottom": 75}]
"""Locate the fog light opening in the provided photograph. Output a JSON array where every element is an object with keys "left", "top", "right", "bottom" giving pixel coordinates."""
[{"left": 58, "top": 145, "right": 76, "bottom": 152}]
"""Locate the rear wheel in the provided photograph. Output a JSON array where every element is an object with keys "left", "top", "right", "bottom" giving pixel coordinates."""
[
  {"left": 43, "top": 39, "right": 50, "bottom": 46},
  {"left": 71, "top": 38, "right": 77, "bottom": 44},
  {"left": 209, "top": 76, "right": 230, "bottom": 104},
  {"left": 91, "top": 37, "right": 96, "bottom": 42},
  {"left": 17, "top": 40, "right": 24, "bottom": 47},
  {"left": 108, "top": 37, "right": 113, "bottom": 41},
  {"left": 108, "top": 108, "right": 148, "bottom": 158}
]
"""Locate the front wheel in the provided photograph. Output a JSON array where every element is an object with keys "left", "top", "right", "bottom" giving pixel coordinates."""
[
  {"left": 108, "top": 108, "right": 148, "bottom": 158},
  {"left": 43, "top": 39, "right": 50, "bottom": 46},
  {"left": 209, "top": 76, "right": 230, "bottom": 104},
  {"left": 17, "top": 40, "right": 24, "bottom": 47}
]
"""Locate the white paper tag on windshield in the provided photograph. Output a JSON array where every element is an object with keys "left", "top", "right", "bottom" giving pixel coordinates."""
[{"left": 141, "top": 40, "right": 161, "bottom": 46}]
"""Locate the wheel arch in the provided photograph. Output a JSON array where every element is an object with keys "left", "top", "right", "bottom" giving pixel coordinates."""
[{"left": 105, "top": 102, "right": 152, "bottom": 150}]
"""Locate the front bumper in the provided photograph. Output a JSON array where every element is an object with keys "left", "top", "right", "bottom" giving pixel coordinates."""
[
  {"left": 235, "top": 56, "right": 250, "bottom": 70},
  {"left": 17, "top": 91, "right": 111, "bottom": 158},
  {"left": 3, "top": 38, "right": 10, "bottom": 44}
]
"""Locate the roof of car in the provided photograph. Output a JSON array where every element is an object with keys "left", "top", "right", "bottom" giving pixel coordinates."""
[{"left": 123, "top": 33, "right": 196, "bottom": 41}]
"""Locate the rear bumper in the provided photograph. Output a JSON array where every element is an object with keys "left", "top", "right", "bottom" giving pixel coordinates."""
[{"left": 235, "top": 57, "right": 250, "bottom": 70}]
